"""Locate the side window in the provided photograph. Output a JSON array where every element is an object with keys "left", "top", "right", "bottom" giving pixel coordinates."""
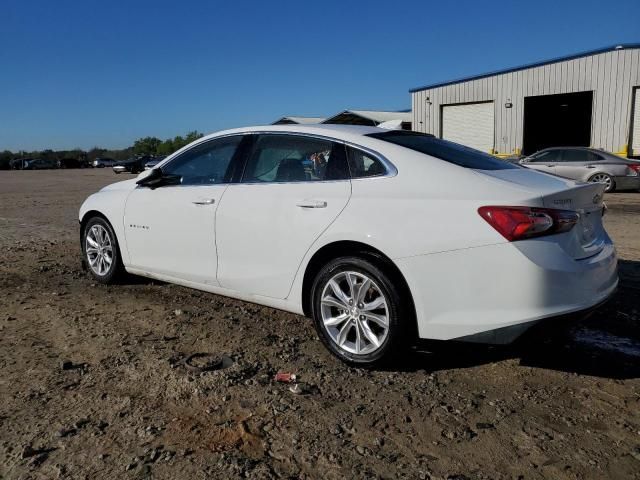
[
  {"left": 242, "top": 134, "right": 349, "bottom": 183},
  {"left": 347, "top": 147, "right": 387, "bottom": 178},
  {"left": 562, "top": 150, "right": 587, "bottom": 163},
  {"left": 529, "top": 150, "right": 561, "bottom": 162},
  {"left": 162, "top": 136, "right": 242, "bottom": 185},
  {"left": 586, "top": 151, "right": 604, "bottom": 162}
]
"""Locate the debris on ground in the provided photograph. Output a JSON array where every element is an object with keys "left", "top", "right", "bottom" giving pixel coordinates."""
[{"left": 274, "top": 372, "right": 296, "bottom": 383}]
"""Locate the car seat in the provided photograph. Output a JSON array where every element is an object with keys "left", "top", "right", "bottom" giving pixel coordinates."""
[{"left": 275, "top": 158, "right": 306, "bottom": 182}]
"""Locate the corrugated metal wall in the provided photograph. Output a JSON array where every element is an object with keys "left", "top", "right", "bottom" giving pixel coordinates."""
[{"left": 411, "top": 48, "right": 640, "bottom": 156}]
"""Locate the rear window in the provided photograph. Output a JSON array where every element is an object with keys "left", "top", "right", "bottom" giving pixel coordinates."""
[{"left": 366, "top": 131, "right": 518, "bottom": 170}]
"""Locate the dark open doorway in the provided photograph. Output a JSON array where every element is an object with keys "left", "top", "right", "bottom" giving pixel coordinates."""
[{"left": 522, "top": 91, "right": 593, "bottom": 155}]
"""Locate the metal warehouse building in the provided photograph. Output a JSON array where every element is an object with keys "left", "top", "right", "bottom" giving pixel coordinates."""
[{"left": 410, "top": 44, "right": 640, "bottom": 158}]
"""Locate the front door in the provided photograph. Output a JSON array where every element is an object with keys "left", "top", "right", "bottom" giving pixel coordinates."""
[
  {"left": 123, "top": 135, "right": 245, "bottom": 284},
  {"left": 216, "top": 133, "right": 352, "bottom": 299},
  {"left": 522, "top": 149, "right": 561, "bottom": 176}
]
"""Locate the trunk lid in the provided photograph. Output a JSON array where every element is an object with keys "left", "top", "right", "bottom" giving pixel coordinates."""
[{"left": 539, "top": 182, "right": 606, "bottom": 259}]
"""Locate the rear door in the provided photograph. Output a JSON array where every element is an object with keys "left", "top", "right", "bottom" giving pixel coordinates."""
[
  {"left": 215, "top": 133, "right": 351, "bottom": 298},
  {"left": 554, "top": 149, "right": 604, "bottom": 181}
]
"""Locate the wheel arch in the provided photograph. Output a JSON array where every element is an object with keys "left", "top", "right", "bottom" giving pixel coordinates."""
[
  {"left": 301, "top": 240, "right": 417, "bottom": 336},
  {"left": 79, "top": 210, "right": 124, "bottom": 261}
]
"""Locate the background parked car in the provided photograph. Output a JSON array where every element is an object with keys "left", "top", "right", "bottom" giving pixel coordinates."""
[
  {"left": 520, "top": 147, "right": 640, "bottom": 192},
  {"left": 144, "top": 155, "right": 167, "bottom": 170},
  {"left": 92, "top": 157, "right": 116, "bottom": 168},
  {"left": 23, "top": 158, "right": 58, "bottom": 170},
  {"left": 113, "top": 156, "right": 150, "bottom": 174},
  {"left": 57, "top": 158, "right": 89, "bottom": 169},
  {"left": 10, "top": 158, "right": 29, "bottom": 170}
]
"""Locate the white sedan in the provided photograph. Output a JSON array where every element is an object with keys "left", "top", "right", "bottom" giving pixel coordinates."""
[{"left": 79, "top": 124, "right": 618, "bottom": 366}]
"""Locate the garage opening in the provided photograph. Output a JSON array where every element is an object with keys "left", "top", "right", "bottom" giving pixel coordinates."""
[{"left": 522, "top": 91, "right": 593, "bottom": 155}]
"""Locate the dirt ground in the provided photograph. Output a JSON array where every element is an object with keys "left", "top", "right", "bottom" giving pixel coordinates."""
[{"left": 1, "top": 169, "right": 639, "bottom": 480}]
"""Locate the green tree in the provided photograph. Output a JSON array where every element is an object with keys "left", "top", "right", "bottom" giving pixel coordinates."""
[
  {"left": 0, "top": 150, "right": 14, "bottom": 170},
  {"left": 133, "top": 137, "right": 162, "bottom": 155}
]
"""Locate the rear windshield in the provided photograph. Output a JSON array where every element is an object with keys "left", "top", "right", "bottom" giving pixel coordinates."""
[{"left": 366, "top": 131, "right": 518, "bottom": 170}]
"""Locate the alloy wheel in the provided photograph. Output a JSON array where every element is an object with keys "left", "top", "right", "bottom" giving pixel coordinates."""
[
  {"left": 590, "top": 173, "right": 612, "bottom": 191},
  {"left": 320, "top": 271, "right": 389, "bottom": 355},
  {"left": 85, "top": 224, "right": 114, "bottom": 276}
]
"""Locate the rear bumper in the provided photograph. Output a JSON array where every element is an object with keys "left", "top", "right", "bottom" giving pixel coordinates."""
[
  {"left": 395, "top": 237, "right": 618, "bottom": 342},
  {"left": 451, "top": 290, "right": 614, "bottom": 344},
  {"left": 613, "top": 175, "right": 640, "bottom": 190}
]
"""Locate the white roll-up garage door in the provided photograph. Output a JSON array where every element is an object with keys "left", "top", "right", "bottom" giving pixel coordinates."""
[
  {"left": 632, "top": 88, "right": 640, "bottom": 156},
  {"left": 442, "top": 102, "right": 495, "bottom": 153}
]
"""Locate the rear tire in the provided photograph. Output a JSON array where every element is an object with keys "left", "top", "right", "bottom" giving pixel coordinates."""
[
  {"left": 82, "top": 216, "right": 124, "bottom": 284},
  {"left": 310, "top": 256, "right": 409, "bottom": 367},
  {"left": 589, "top": 172, "right": 615, "bottom": 192}
]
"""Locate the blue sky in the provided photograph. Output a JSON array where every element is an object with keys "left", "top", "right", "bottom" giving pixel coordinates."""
[{"left": 1, "top": 0, "right": 638, "bottom": 151}]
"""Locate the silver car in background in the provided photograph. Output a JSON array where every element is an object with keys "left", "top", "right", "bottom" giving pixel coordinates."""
[{"left": 520, "top": 147, "right": 640, "bottom": 192}]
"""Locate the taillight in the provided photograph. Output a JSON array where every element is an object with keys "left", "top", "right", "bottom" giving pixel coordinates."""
[
  {"left": 628, "top": 164, "right": 640, "bottom": 176},
  {"left": 478, "top": 206, "right": 580, "bottom": 241}
]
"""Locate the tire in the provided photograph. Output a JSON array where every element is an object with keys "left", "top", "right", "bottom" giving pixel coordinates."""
[
  {"left": 82, "top": 216, "right": 124, "bottom": 284},
  {"left": 310, "top": 256, "right": 409, "bottom": 367},
  {"left": 589, "top": 172, "right": 615, "bottom": 192}
]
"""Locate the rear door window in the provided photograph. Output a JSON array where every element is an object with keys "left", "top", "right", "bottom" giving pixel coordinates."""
[
  {"left": 562, "top": 150, "right": 589, "bottom": 163},
  {"left": 242, "top": 134, "right": 349, "bottom": 182}
]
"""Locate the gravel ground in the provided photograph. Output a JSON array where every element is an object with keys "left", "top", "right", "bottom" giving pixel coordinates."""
[{"left": 1, "top": 169, "right": 639, "bottom": 480}]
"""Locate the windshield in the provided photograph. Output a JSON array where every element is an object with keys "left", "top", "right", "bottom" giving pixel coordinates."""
[{"left": 367, "top": 131, "right": 518, "bottom": 171}]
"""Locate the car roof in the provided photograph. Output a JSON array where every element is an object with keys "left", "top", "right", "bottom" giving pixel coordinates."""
[
  {"left": 534, "top": 146, "right": 633, "bottom": 162},
  {"left": 199, "top": 124, "right": 384, "bottom": 143}
]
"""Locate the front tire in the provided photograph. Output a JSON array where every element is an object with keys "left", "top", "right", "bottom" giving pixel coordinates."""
[
  {"left": 82, "top": 217, "right": 124, "bottom": 284},
  {"left": 310, "top": 256, "right": 409, "bottom": 367}
]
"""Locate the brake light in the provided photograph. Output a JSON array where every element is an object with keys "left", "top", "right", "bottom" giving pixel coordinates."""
[
  {"left": 628, "top": 164, "right": 640, "bottom": 176},
  {"left": 478, "top": 206, "right": 580, "bottom": 241}
]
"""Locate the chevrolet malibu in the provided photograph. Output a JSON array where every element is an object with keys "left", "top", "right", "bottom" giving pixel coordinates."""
[{"left": 79, "top": 125, "right": 618, "bottom": 366}]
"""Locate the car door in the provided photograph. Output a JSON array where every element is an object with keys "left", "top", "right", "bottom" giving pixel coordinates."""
[
  {"left": 521, "top": 149, "right": 561, "bottom": 175},
  {"left": 123, "top": 135, "right": 246, "bottom": 285},
  {"left": 215, "top": 133, "right": 351, "bottom": 299},
  {"left": 554, "top": 149, "right": 603, "bottom": 181}
]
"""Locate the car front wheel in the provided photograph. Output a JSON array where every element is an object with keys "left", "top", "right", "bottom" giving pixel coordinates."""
[
  {"left": 82, "top": 217, "right": 124, "bottom": 283},
  {"left": 311, "top": 256, "right": 409, "bottom": 367}
]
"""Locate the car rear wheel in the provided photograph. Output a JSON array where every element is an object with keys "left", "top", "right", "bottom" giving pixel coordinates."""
[
  {"left": 589, "top": 172, "right": 615, "bottom": 192},
  {"left": 311, "top": 256, "right": 409, "bottom": 367},
  {"left": 83, "top": 217, "right": 124, "bottom": 284}
]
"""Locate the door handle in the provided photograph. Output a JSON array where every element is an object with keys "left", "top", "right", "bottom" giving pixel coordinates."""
[
  {"left": 586, "top": 165, "right": 595, "bottom": 168},
  {"left": 296, "top": 200, "right": 327, "bottom": 209},
  {"left": 545, "top": 165, "right": 555, "bottom": 167},
  {"left": 192, "top": 198, "right": 215, "bottom": 205}
]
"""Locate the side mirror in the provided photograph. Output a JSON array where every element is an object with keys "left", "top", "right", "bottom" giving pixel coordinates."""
[{"left": 136, "top": 168, "right": 181, "bottom": 189}]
